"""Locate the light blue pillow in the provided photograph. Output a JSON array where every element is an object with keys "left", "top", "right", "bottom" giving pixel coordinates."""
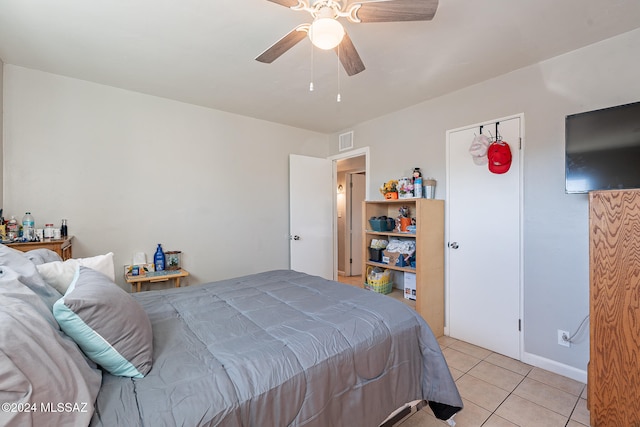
[{"left": 53, "top": 266, "right": 153, "bottom": 378}]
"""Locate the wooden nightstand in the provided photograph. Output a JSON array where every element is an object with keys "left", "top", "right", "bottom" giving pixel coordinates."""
[
  {"left": 6, "top": 236, "right": 74, "bottom": 260},
  {"left": 125, "top": 269, "right": 189, "bottom": 293}
]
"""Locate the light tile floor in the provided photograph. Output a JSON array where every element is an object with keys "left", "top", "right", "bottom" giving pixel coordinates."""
[{"left": 337, "top": 275, "right": 590, "bottom": 427}]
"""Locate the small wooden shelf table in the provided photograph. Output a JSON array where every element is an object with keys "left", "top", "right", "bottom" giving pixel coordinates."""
[{"left": 125, "top": 269, "right": 189, "bottom": 293}]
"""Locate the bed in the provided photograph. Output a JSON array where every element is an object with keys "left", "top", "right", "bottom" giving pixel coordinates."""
[{"left": 0, "top": 245, "right": 462, "bottom": 427}]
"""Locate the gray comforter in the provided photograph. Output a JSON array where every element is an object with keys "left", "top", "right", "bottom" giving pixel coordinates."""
[{"left": 91, "top": 270, "right": 462, "bottom": 426}]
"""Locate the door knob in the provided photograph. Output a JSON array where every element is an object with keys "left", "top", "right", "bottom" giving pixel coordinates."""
[
  {"left": 292, "top": 235, "right": 301, "bottom": 241},
  {"left": 449, "top": 242, "right": 459, "bottom": 249}
]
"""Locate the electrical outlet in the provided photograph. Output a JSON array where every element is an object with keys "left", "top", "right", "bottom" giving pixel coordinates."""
[{"left": 557, "top": 329, "right": 571, "bottom": 347}]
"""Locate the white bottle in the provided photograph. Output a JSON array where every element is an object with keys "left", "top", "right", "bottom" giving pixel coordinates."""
[{"left": 22, "top": 212, "right": 35, "bottom": 241}]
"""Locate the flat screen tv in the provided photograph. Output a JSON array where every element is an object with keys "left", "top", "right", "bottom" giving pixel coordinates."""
[{"left": 565, "top": 100, "right": 640, "bottom": 194}]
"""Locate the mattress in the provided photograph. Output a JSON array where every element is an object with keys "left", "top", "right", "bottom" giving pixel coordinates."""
[{"left": 91, "top": 270, "right": 462, "bottom": 426}]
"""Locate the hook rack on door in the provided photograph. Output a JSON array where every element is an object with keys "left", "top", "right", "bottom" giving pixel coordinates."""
[{"left": 478, "top": 122, "right": 502, "bottom": 142}]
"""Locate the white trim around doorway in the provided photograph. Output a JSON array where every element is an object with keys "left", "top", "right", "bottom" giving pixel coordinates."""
[{"left": 329, "top": 147, "right": 370, "bottom": 281}]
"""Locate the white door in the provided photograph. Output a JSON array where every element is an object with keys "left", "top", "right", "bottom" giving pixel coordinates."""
[
  {"left": 447, "top": 116, "right": 522, "bottom": 360},
  {"left": 347, "top": 173, "right": 366, "bottom": 276},
  {"left": 289, "top": 154, "right": 334, "bottom": 279}
]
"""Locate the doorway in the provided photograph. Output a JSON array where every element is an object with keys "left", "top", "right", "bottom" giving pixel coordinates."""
[
  {"left": 337, "top": 170, "right": 366, "bottom": 276},
  {"left": 331, "top": 148, "right": 369, "bottom": 281}
]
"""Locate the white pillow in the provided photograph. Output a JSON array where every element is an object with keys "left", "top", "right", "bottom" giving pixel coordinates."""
[
  {"left": 36, "top": 260, "right": 77, "bottom": 294},
  {"left": 37, "top": 252, "right": 115, "bottom": 294}
]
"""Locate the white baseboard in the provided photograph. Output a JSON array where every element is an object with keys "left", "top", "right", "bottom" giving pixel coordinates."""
[{"left": 521, "top": 351, "right": 587, "bottom": 384}]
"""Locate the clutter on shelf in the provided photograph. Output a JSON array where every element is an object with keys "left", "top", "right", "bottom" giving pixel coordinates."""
[
  {"left": 379, "top": 167, "right": 436, "bottom": 200},
  {"left": 383, "top": 239, "right": 416, "bottom": 268},
  {"left": 126, "top": 263, "right": 154, "bottom": 277},
  {"left": 0, "top": 209, "right": 68, "bottom": 243},
  {"left": 126, "top": 247, "right": 182, "bottom": 277},
  {"left": 368, "top": 206, "right": 416, "bottom": 234}
]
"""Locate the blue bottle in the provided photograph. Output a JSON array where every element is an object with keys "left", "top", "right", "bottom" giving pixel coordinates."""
[{"left": 154, "top": 244, "right": 166, "bottom": 271}]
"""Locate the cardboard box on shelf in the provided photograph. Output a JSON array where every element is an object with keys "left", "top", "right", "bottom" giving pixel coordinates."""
[{"left": 382, "top": 250, "right": 410, "bottom": 267}]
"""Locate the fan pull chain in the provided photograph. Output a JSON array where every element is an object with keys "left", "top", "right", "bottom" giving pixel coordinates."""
[
  {"left": 309, "top": 42, "right": 315, "bottom": 92},
  {"left": 336, "top": 44, "right": 341, "bottom": 102}
]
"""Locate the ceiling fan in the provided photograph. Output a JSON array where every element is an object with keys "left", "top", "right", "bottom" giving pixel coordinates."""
[{"left": 255, "top": 0, "right": 439, "bottom": 76}]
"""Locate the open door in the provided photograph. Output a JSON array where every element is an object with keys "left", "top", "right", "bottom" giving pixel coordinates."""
[{"left": 289, "top": 154, "right": 333, "bottom": 279}]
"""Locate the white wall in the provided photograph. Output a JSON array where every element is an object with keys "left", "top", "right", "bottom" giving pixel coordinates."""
[
  {"left": 0, "top": 57, "right": 3, "bottom": 205},
  {"left": 3, "top": 65, "right": 329, "bottom": 288},
  {"left": 331, "top": 28, "right": 640, "bottom": 377}
]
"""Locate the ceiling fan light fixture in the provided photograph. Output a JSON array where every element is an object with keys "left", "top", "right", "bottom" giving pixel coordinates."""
[{"left": 309, "top": 17, "right": 344, "bottom": 50}]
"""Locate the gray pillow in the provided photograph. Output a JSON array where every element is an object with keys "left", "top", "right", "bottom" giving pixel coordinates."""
[
  {"left": 0, "top": 244, "right": 62, "bottom": 315},
  {"left": 54, "top": 267, "right": 154, "bottom": 378},
  {"left": 0, "top": 267, "right": 102, "bottom": 427},
  {"left": 24, "top": 248, "right": 63, "bottom": 265}
]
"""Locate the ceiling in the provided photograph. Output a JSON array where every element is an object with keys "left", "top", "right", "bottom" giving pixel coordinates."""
[{"left": 1, "top": 0, "right": 640, "bottom": 133}]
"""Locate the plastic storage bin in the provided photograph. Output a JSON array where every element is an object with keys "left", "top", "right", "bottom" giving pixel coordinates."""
[
  {"left": 369, "top": 247, "right": 383, "bottom": 262},
  {"left": 365, "top": 267, "right": 393, "bottom": 294},
  {"left": 368, "top": 218, "right": 393, "bottom": 232}
]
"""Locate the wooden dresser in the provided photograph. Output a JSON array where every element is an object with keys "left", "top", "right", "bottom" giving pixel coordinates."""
[
  {"left": 6, "top": 236, "right": 74, "bottom": 260},
  {"left": 588, "top": 190, "right": 640, "bottom": 426}
]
